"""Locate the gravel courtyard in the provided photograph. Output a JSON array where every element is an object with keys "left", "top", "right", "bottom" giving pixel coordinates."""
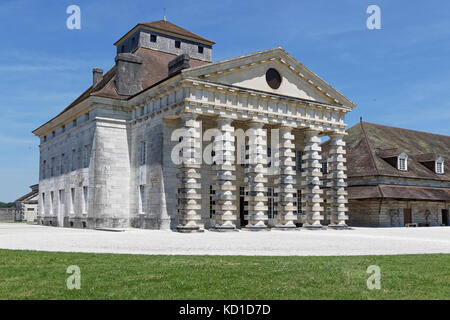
[{"left": 0, "top": 223, "right": 449, "bottom": 256}]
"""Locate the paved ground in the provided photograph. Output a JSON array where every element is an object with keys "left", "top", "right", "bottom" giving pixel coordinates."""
[{"left": 0, "top": 223, "right": 449, "bottom": 256}]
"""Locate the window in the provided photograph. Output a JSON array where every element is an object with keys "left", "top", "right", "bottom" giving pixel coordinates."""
[
  {"left": 267, "top": 147, "right": 272, "bottom": 168},
  {"left": 70, "top": 188, "right": 75, "bottom": 214},
  {"left": 295, "top": 150, "right": 302, "bottom": 171},
  {"left": 241, "top": 145, "right": 249, "bottom": 168},
  {"left": 51, "top": 157, "right": 55, "bottom": 177},
  {"left": 62, "top": 125, "right": 65, "bottom": 133},
  {"left": 150, "top": 34, "right": 157, "bottom": 42},
  {"left": 209, "top": 185, "right": 215, "bottom": 218},
  {"left": 83, "top": 145, "right": 89, "bottom": 168},
  {"left": 398, "top": 153, "right": 408, "bottom": 171},
  {"left": 41, "top": 193, "right": 45, "bottom": 215},
  {"left": 59, "top": 190, "right": 65, "bottom": 215},
  {"left": 60, "top": 154, "right": 65, "bottom": 175},
  {"left": 85, "top": 113, "right": 89, "bottom": 121},
  {"left": 71, "top": 149, "right": 76, "bottom": 171},
  {"left": 82, "top": 186, "right": 88, "bottom": 214},
  {"left": 198, "top": 46, "right": 204, "bottom": 54},
  {"left": 140, "top": 141, "right": 147, "bottom": 165},
  {"left": 52, "top": 131, "right": 55, "bottom": 138},
  {"left": 321, "top": 161, "right": 328, "bottom": 174},
  {"left": 267, "top": 188, "right": 278, "bottom": 219},
  {"left": 73, "top": 119, "right": 77, "bottom": 127},
  {"left": 50, "top": 191, "right": 54, "bottom": 215},
  {"left": 44, "top": 136, "right": 47, "bottom": 143},
  {"left": 297, "top": 189, "right": 302, "bottom": 214},
  {"left": 42, "top": 160, "right": 46, "bottom": 179},
  {"left": 175, "top": 40, "right": 181, "bottom": 48},
  {"left": 266, "top": 68, "right": 282, "bottom": 89},
  {"left": 121, "top": 45, "right": 125, "bottom": 52},
  {"left": 139, "top": 185, "right": 145, "bottom": 214},
  {"left": 436, "top": 158, "right": 445, "bottom": 174}
]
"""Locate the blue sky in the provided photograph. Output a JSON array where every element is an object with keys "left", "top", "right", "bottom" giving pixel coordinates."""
[{"left": 0, "top": 0, "right": 449, "bottom": 201}]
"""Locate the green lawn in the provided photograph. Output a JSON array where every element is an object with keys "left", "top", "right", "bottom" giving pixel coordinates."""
[{"left": 0, "top": 249, "right": 448, "bottom": 299}]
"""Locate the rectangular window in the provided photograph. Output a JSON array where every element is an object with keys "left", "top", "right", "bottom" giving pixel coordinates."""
[
  {"left": 70, "top": 188, "right": 75, "bottom": 214},
  {"left": 83, "top": 145, "right": 89, "bottom": 168},
  {"left": 198, "top": 46, "right": 204, "bottom": 54},
  {"left": 60, "top": 154, "right": 65, "bottom": 175},
  {"left": 399, "top": 158, "right": 407, "bottom": 171},
  {"left": 52, "top": 131, "right": 55, "bottom": 138},
  {"left": 209, "top": 185, "right": 215, "bottom": 218},
  {"left": 62, "top": 125, "right": 65, "bottom": 133},
  {"left": 150, "top": 34, "right": 157, "bottom": 42},
  {"left": 139, "top": 185, "right": 145, "bottom": 214},
  {"left": 267, "top": 147, "right": 272, "bottom": 168},
  {"left": 44, "top": 136, "right": 47, "bottom": 143},
  {"left": 41, "top": 193, "right": 45, "bottom": 215},
  {"left": 71, "top": 149, "right": 76, "bottom": 171},
  {"left": 73, "top": 119, "right": 77, "bottom": 127},
  {"left": 295, "top": 150, "right": 302, "bottom": 171},
  {"left": 82, "top": 186, "right": 88, "bottom": 214},
  {"left": 436, "top": 161, "right": 444, "bottom": 174},
  {"left": 50, "top": 191, "right": 54, "bottom": 215},
  {"left": 140, "top": 141, "right": 147, "bottom": 165},
  {"left": 321, "top": 161, "right": 328, "bottom": 174},
  {"left": 59, "top": 189, "right": 65, "bottom": 214},
  {"left": 42, "top": 160, "right": 46, "bottom": 179},
  {"left": 175, "top": 40, "right": 181, "bottom": 48},
  {"left": 85, "top": 113, "right": 89, "bottom": 121},
  {"left": 297, "top": 189, "right": 302, "bottom": 214},
  {"left": 51, "top": 157, "right": 55, "bottom": 177}
]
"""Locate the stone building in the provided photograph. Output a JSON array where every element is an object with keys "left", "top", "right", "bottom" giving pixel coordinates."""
[
  {"left": 322, "top": 121, "right": 450, "bottom": 227},
  {"left": 33, "top": 20, "right": 355, "bottom": 231},
  {"left": 15, "top": 184, "right": 39, "bottom": 223}
]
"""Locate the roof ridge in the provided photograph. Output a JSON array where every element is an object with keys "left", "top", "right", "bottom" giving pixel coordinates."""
[{"left": 361, "top": 121, "right": 450, "bottom": 139}]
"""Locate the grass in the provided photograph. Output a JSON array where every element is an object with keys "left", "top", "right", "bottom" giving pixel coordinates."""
[{"left": 0, "top": 249, "right": 448, "bottom": 299}]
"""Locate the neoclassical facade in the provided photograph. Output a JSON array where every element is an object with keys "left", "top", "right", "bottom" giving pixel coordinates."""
[{"left": 33, "top": 20, "right": 356, "bottom": 231}]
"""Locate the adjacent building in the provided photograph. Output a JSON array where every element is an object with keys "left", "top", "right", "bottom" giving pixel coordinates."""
[
  {"left": 15, "top": 184, "right": 39, "bottom": 223},
  {"left": 322, "top": 121, "right": 450, "bottom": 227},
  {"left": 32, "top": 19, "right": 355, "bottom": 231}
]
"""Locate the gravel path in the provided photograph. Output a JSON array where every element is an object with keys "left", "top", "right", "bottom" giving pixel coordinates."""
[{"left": 0, "top": 223, "right": 449, "bottom": 256}]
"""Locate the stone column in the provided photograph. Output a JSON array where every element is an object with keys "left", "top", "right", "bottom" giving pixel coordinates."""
[
  {"left": 176, "top": 113, "right": 203, "bottom": 232},
  {"left": 244, "top": 121, "right": 269, "bottom": 230},
  {"left": 327, "top": 134, "right": 349, "bottom": 229},
  {"left": 212, "top": 117, "right": 237, "bottom": 231},
  {"left": 274, "top": 126, "right": 297, "bottom": 229},
  {"left": 301, "top": 129, "right": 324, "bottom": 229}
]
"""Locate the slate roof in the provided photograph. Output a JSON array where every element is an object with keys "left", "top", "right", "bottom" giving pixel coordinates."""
[
  {"left": 114, "top": 20, "right": 215, "bottom": 46},
  {"left": 323, "top": 121, "right": 450, "bottom": 182},
  {"left": 33, "top": 47, "right": 209, "bottom": 133},
  {"left": 322, "top": 121, "right": 450, "bottom": 201}
]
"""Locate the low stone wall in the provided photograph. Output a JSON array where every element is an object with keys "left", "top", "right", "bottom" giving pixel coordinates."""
[{"left": 0, "top": 208, "right": 18, "bottom": 221}]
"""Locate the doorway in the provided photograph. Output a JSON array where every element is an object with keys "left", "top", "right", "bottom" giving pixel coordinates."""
[
  {"left": 442, "top": 210, "right": 449, "bottom": 226},
  {"left": 239, "top": 187, "right": 247, "bottom": 228},
  {"left": 403, "top": 208, "right": 412, "bottom": 225}
]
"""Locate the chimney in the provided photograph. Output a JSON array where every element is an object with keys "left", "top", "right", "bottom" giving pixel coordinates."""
[
  {"left": 92, "top": 68, "right": 103, "bottom": 86},
  {"left": 114, "top": 53, "right": 143, "bottom": 96},
  {"left": 168, "top": 54, "right": 190, "bottom": 77}
]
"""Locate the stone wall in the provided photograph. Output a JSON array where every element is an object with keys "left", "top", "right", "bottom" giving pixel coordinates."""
[
  {"left": 0, "top": 208, "right": 18, "bottom": 221},
  {"left": 348, "top": 198, "right": 450, "bottom": 227}
]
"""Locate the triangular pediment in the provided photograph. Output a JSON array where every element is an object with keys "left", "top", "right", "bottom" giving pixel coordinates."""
[{"left": 182, "top": 47, "right": 355, "bottom": 109}]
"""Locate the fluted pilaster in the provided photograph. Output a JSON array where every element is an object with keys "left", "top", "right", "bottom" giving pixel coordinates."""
[
  {"left": 212, "top": 117, "right": 237, "bottom": 231},
  {"left": 301, "top": 129, "right": 324, "bottom": 229},
  {"left": 244, "top": 121, "right": 269, "bottom": 230},
  {"left": 176, "top": 113, "right": 203, "bottom": 232},
  {"left": 326, "top": 134, "right": 349, "bottom": 229}
]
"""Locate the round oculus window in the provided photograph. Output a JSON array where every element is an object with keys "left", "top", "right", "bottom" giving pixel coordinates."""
[{"left": 265, "top": 68, "right": 282, "bottom": 89}]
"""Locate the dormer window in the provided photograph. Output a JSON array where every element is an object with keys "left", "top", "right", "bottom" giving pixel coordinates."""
[
  {"left": 436, "top": 157, "right": 445, "bottom": 174},
  {"left": 398, "top": 153, "right": 408, "bottom": 171},
  {"left": 150, "top": 34, "right": 157, "bottom": 42}
]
